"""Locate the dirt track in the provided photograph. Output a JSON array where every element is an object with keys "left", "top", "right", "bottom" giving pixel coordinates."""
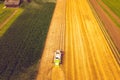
[
  {"left": 0, "top": 9, "right": 18, "bottom": 30},
  {"left": 89, "top": 0, "right": 120, "bottom": 52},
  {"left": 97, "top": 0, "right": 120, "bottom": 23},
  {"left": 36, "top": 0, "right": 120, "bottom": 79}
]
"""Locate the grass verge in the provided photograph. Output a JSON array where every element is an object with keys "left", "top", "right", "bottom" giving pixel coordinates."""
[
  {"left": 0, "top": 4, "right": 14, "bottom": 24},
  {"left": 0, "top": 8, "right": 23, "bottom": 37},
  {"left": 102, "top": 0, "right": 120, "bottom": 18},
  {"left": 97, "top": 0, "right": 120, "bottom": 28}
]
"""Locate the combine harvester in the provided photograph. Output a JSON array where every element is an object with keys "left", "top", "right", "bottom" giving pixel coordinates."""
[{"left": 54, "top": 50, "right": 63, "bottom": 66}]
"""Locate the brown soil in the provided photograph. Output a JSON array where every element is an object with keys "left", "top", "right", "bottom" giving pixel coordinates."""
[
  {"left": 98, "top": 0, "right": 120, "bottom": 23},
  {"left": 89, "top": 0, "right": 120, "bottom": 52}
]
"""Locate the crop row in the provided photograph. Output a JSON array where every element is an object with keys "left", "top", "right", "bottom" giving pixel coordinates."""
[{"left": 102, "top": 0, "right": 120, "bottom": 18}]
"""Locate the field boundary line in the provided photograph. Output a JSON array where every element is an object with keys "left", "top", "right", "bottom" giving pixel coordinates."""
[
  {"left": 87, "top": 0, "right": 120, "bottom": 64},
  {"left": 97, "top": 0, "right": 120, "bottom": 23},
  {"left": 0, "top": 9, "right": 18, "bottom": 30}
]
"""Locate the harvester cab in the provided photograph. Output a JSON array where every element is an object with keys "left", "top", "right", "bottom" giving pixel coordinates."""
[{"left": 54, "top": 50, "right": 62, "bottom": 66}]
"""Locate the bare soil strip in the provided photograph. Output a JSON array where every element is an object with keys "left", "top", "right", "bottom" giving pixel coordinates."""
[
  {"left": 98, "top": 0, "right": 120, "bottom": 24},
  {"left": 88, "top": 0, "right": 120, "bottom": 65},
  {"left": 89, "top": 0, "right": 120, "bottom": 52}
]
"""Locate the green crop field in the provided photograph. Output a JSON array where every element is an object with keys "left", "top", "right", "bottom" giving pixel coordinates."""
[
  {"left": 0, "top": 0, "right": 55, "bottom": 80},
  {"left": 102, "top": 0, "right": 120, "bottom": 18}
]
